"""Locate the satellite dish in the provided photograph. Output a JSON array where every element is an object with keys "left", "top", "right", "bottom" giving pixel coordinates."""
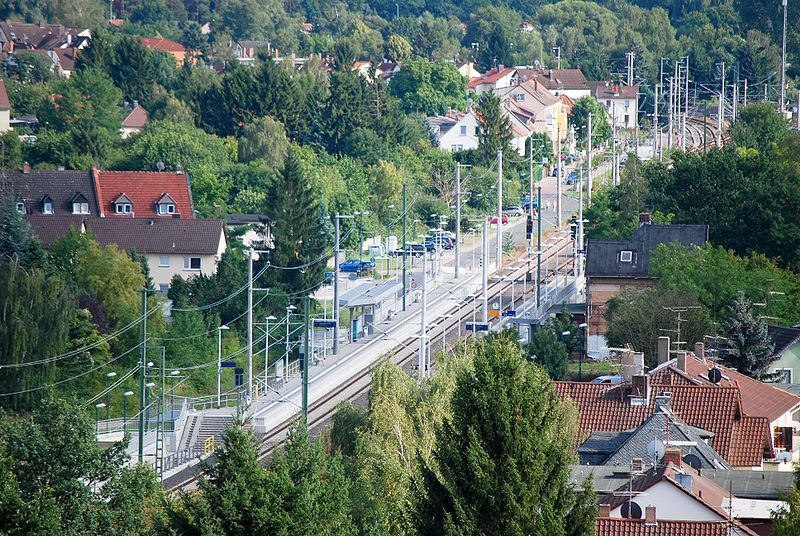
[
  {"left": 155, "top": 161, "right": 165, "bottom": 171},
  {"left": 683, "top": 453, "right": 702, "bottom": 470},
  {"left": 647, "top": 439, "right": 665, "bottom": 460},
  {"left": 708, "top": 367, "right": 722, "bottom": 384},
  {"left": 621, "top": 501, "right": 643, "bottom": 519},
  {"left": 779, "top": 451, "right": 793, "bottom": 463}
]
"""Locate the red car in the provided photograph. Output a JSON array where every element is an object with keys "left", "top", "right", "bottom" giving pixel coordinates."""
[{"left": 489, "top": 214, "right": 509, "bottom": 225}]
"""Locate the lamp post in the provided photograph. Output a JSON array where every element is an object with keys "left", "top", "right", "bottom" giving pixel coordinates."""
[
  {"left": 469, "top": 227, "right": 477, "bottom": 270},
  {"left": 169, "top": 370, "right": 180, "bottom": 412},
  {"left": 105, "top": 371, "right": 116, "bottom": 421},
  {"left": 145, "top": 382, "right": 156, "bottom": 432},
  {"left": 577, "top": 322, "right": 588, "bottom": 381},
  {"left": 217, "top": 325, "right": 229, "bottom": 408},
  {"left": 122, "top": 391, "right": 133, "bottom": 434},
  {"left": 265, "top": 315, "right": 276, "bottom": 384},
  {"left": 95, "top": 403, "right": 105, "bottom": 442}
]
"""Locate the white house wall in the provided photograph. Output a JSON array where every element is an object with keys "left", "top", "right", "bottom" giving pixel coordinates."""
[{"left": 609, "top": 481, "right": 723, "bottom": 521}]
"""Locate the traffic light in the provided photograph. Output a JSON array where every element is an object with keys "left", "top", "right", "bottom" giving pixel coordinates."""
[{"left": 526, "top": 215, "right": 533, "bottom": 239}]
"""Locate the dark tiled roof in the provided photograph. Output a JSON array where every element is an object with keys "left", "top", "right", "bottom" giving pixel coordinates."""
[
  {"left": 517, "top": 68, "right": 589, "bottom": 90},
  {"left": 577, "top": 430, "right": 633, "bottom": 464},
  {"left": 586, "top": 224, "right": 708, "bottom": 278},
  {"left": 85, "top": 217, "right": 224, "bottom": 255},
  {"left": 0, "top": 168, "right": 99, "bottom": 215},
  {"left": 93, "top": 170, "right": 194, "bottom": 219},
  {"left": 26, "top": 215, "right": 85, "bottom": 247},
  {"left": 596, "top": 518, "right": 756, "bottom": 536},
  {"left": 226, "top": 214, "right": 269, "bottom": 225},
  {"left": 589, "top": 81, "right": 639, "bottom": 100},
  {"left": 768, "top": 325, "right": 800, "bottom": 357},
  {"left": 0, "top": 79, "right": 9, "bottom": 110}
]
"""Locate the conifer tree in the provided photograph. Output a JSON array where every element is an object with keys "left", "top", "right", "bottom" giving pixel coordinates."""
[
  {"left": 0, "top": 200, "right": 46, "bottom": 268},
  {"left": 721, "top": 290, "right": 776, "bottom": 379},
  {"left": 475, "top": 91, "right": 513, "bottom": 165}
]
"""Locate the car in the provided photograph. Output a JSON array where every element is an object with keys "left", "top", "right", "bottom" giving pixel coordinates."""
[
  {"left": 565, "top": 171, "right": 578, "bottom": 185},
  {"left": 338, "top": 259, "right": 374, "bottom": 273},
  {"left": 426, "top": 234, "right": 454, "bottom": 249},
  {"left": 591, "top": 375, "right": 623, "bottom": 385},
  {"left": 489, "top": 214, "right": 509, "bottom": 225},
  {"left": 504, "top": 205, "right": 524, "bottom": 217},
  {"left": 390, "top": 243, "right": 426, "bottom": 257}
]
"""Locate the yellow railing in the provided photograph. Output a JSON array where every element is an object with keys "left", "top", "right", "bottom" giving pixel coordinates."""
[{"left": 203, "top": 436, "right": 215, "bottom": 456}]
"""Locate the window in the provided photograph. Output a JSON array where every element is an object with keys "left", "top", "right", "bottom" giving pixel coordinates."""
[
  {"left": 115, "top": 203, "right": 132, "bottom": 214},
  {"left": 184, "top": 257, "right": 201, "bottom": 270},
  {"left": 451, "top": 144, "right": 458, "bottom": 151},
  {"left": 72, "top": 202, "right": 89, "bottom": 214},
  {"left": 774, "top": 426, "right": 793, "bottom": 450},
  {"left": 159, "top": 256, "right": 170, "bottom": 267},
  {"left": 157, "top": 203, "right": 176, "bottom": 215},
  {"left": 515, "top": 93, "right": 525, "bottom": 102},
  {"left": 606, "top": 100, "right": 611, "bottom": 107},
  {"left": 624, "top": 114, "right": 630, "bottom": 126},
  {"left": 619, "top": 250, "right": 633, "bottom": 263},
  {"left": 43, "top": 201, "right": 53, "bottom": 214},
  {"left": 15, "top": 202, "right": 24, "bottom": 214},
  {"left": 776, "top": 368, "right": 793, "bottom": 383},
  {"left": 460, "top": 125, "right": 467, "bottom": 136}
]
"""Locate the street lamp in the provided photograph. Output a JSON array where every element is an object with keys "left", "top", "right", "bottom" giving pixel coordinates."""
[
  {"left": 217, "top": 325, "right": 229, "bottom": 408},
  {"left": 122, "top": 391, "right": 134, "bottom": 434},
  {"left": 105, "top": 371, "right": 117, "bottom": 421},
  {"left": 95, "top": 403, "right": 106, "bottom": 442},
  {"left": 169, "top": 370, "right": 180, "bottom": 413},
  {"left": 567, "top": 323, "right": 589, "bottom": 381},
  {"left": 145, "top": 382, "right": 156, "bottom": 432}
]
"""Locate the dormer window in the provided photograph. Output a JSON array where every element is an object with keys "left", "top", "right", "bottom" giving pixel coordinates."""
[
  {"left": 112, "top": 193, "right": 133, "bottom": 215},
  {"left": 41, "top": 196, "right": 53, "bottom": 214},
  {"left": 70, "top": 192, "right": 90, "bottom": 214},
  {"left": 15, "top": 202, "right": 25, "bottom": 214},
  {"left": 156, "top": 193, "right": 176, "bottom": 216}
]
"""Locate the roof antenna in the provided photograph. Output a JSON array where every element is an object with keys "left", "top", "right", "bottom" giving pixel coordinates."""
[{"left": 156, "top": 161, "right": 165, "bottom": 172}]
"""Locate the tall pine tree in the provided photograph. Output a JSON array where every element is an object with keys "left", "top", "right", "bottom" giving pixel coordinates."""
[
  {"left": 475, "top": 91, "right": 513, "bottom": 166},
  {"left": 721, "top": 290, "right": 776, "bottom": 379},
  {"left": 265, "top": 147, "right": 329, "bottom": 306},
  {"left": 416, "top": 331, "right": 596, "bottom": 535}
]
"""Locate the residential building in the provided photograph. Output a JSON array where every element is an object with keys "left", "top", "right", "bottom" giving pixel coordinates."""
[
  {"left": 92, "top": 169, "right": 194, "bottom": 219},
  {"left": 516, "top": 68, "right": 591, "bottom": 101},
  {"left": 121, "top": 103, "right": 149, "bottom": 139},
  {"left": 0, "top": 21, "right": 90, "bottom": 55},
  {"left": 0, "top": 79, "right": 9, "bottom": 132},
  {"left": 767, "top": 325, "right": 800, "bottom": 383},
  {"left": 468, "top": 66, "right": 517, "bottom": 95},
  {"left": 457, "top": 61, "right": 481, "bottom": 79},
  {"left": 27, "top": 216, "right": 226, "bottom": 291},
  {"left": 585, "top": 217, "right": 708, "bottom": 355},
  {"left": 497, "top": 79, "right": 568, "bottom": 142},
  {"left": 376, "top": 61, "right": 401, "bottom": 82},
  {"left": 0, "top": 166, "right": 100, "bottom": 216},
  {"left": 47, "top": 47, "right": 77, "bottom": 77},
  {"left": 427, "top": 109, "right": 480, "bottom": 152},
  {"left": 236, "top": 40, "right": 270, "bottom": 64},
  {"left": 140, "top": 37, "right": 188, "bottom": 65},
  {"left": 589, "top": 81, "right": 639, "bottom": 129}
]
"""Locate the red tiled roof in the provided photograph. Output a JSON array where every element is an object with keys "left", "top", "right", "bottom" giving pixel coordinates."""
[
  {"left": 468, "top": 67, "right": 516, "bottom": 89},
  {"left": 140, "top": 37, "right": 185, "bottom": 53},
  {"left": 596, "top": 518, "right": 757, "bottom": 536},
  {"left": 0, "top": 79, "right": 10, "bottom": 110},
  {"left": 730, "top": 416, "right": 773, "bottom": 466},
  {"left": 122, "top": 104, "right": 149, "bottom": 129},
  {"left": 92, "top": 169, "right": 194, "bottom": 219}
]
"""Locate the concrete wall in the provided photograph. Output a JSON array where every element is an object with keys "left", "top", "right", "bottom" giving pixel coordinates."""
[
  {"left": 146, "top": 253, "right": 221, "bottom": 290},
  {"left": 769, "top": 343, "right": 800, "bottom": 384}
]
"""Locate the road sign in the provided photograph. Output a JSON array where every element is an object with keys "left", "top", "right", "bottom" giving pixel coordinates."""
[
  {"left": 313, "top": 319, "right": 337, "bottom": 329},
  {"left": 502, "top": 310, "right": 517, "bottom": 317},
  {"left": 370, "top": 257, "right": 376, "bottom": 264},
  {"left": 220, "top": 361, "right": 237, "bottom": 368},
  {"left": 577, "top": 249, "right": 586, "bottom": 254},
  {"left": 466, "top": 321, "right": 491, "bottom": 332}
]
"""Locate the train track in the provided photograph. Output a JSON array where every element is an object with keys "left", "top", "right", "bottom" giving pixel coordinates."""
[{"left": 164, "top": 232, "right": 575, "bottom": 492}]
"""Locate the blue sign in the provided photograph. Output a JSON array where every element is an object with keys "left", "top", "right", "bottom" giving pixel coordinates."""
[
  {"left": 370, "top": 257, "right": 376, "bottom": 264},
  {"left": 502, "top": 310, "right": 517, "bottom": 317},
  {"left": 220, "top": 361, "right": 237, "bottom": 368},
  {"left": 466, "top": 322, "right": 491, "bottom": 332},
  {"left": 577, "top": 249, "right": 586, "bottom": 254},
  {"left": 313, "top": 319, "right": 337, "bottom": 329}
]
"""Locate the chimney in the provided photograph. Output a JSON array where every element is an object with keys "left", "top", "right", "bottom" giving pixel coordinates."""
[
  {"left": 599, "top": 504, "right": 611, "bottom": 518},
  {"left": 677, "top": 351, "right": 687, "bottom": 372},
  {"left": 631, "top": 374, "right": 650, "bottom": 400},
  {"left": 657, "top": 336, "right": 670, "bottom": 365},
  {"left": 694, "top": 342, "right": 705, "bottom": 362},
  {"left": 22, "top": 162, "right": 30, "bottom": 174},
  {"left": 644, "top": 506, "right": 657, "bottom": 526},
  {"left": 663, "top": 446, "right": 682, "bottom": 467},
  {"left": 639, "top": 212, "right": 652, "bottom": 226}
]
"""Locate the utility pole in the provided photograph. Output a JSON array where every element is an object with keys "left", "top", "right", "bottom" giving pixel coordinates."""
[
  {"left": 496, "top": 148, "right": 503, "bottom": 269},
  {"left": 682, "top": 57, "right": 689, "bottom": 152},
  {"left": 556, "top": 126, "right": 562, "bottom": 227},
  {"left": 536, "top": 185, "right": 542, "bottom": 308},
  {"left": 718, "top": 62, "right": 725, "bottom": 147},
  {"left": 611, "top": 104, "right": 617, "bottom": 186},
  {"left": 626, "top": 52, "right": 634, "bottom": 86},
  {"left": 553, "top": 46, "right": 561, "bottom": 70},
  {"left": 455, "top": 163, "right": 461, "bottom": 279},
  {"left": 667, "top": 75, "right": 673, "bottom": 150},
  {"left": 732, "top": 83, "right": 738, "bottom": 121},
  {"left": 653, "top": 83, "right": 659, "bottom": 159},
  {"left": 528, "top": 136, "right": 534, "bottom": 223},
  {"left": 401, "top": 185, "right": 407, "bottom": 310},
  {"left": 418, "top": 251, "right": 427, "bottom": 380},
  {"left": 332, "top": 213, "right": 352, "bottom": 355},
  {"left": 302, "top": 296, "right": 309, "bottom": 424},
  {"left": 138, "top": 288, "right": 147, "bottom": 463},
  {"left": 481, "top": 218, "right": 488, "bottom": 322},
  {"left": 246, "top": 248, "right": 254, "bottom": 403},
  {"left": 781, "top": 0, "right": 788, "bottom": 114},
  {"left": 586, "top": 112, "right": 592, "bottom": 203},
  {"left": 744, "top": 78, "right": 748, "bottom": 105},
  {"left": 578, "top": 165, "right": 585, "bottom": 278}
]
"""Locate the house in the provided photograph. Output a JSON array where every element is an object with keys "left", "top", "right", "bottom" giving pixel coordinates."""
[
  {"left": 589, "top": 81, "right": 639, "bottom": 129},
  {"left": 427, "top": 109, "right": 480, "bottom": 152},
  {"left": 585, "top": 217, "right": 708, "bottom": 355},
  {"left": 47, "top": 47, "right": 77, "bottom": 78},
  {"left": 651, "top": 346, "right": 800, "bottom": 472},
  {"left": 27, "top": 216, "right": 226, "bottom": 292},
  {"left": 121, "top": 103, "right": 149, "bottom": 139},
  {"left": 497, "top": 79, "right": 568, "bottom": 142},
  {"left": 236, "top": 40, "right": 270, "bottom": 64},
  {"left": 596, "top": 517, "right": 757, "bottom": 536},
  {"left": 0, "top": 166, "right": 100, "bottom": 216},
  {"left": 468, "top": 66, "right": 517, "bottom": 95},
  {"left": 0, "top": 79, "right": 9, "bottom": 133},
  {"left": 376, "top": 61, "right": 401, "bottom": 82},
  {"left": 0, "top": 21, "right": 90, "bottom": 55},
  {"left": 140, "top": 37, "right": 188, "bottom": 65},
  {"left": 457, "top": 61, "right": 481, "bottom": 79},
  {"left": 226, "top": 214, "right": 272, "bottom": 248},
  {"left": 352, "top": 60, "right": 373, "bottom": 78},
  {"left": 516, "top": 68, "right": 591, "bottom": 101},
  {"left": 767, "top": 325, "right": 800, "bottom": 383},
  {"left": 91, "top": 169, "right": 194, "bottom": 219}
]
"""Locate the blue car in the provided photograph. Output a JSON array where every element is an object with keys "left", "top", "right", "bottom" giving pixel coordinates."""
[{"left": 339, "top": 259, "right": 374, "bottom": 273}]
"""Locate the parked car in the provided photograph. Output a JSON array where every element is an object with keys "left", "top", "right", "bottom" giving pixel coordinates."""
[
  {"left": 591, "top": 375, "right": 623, "bottom": 385},
  {"left": 504, "top": 205, "right": 524, "bottom": 217},
  {"left": 339, "top": 259, "right": 374, "bottom": 273},
  {"left": 565, "top": 171, "right": 578, "bottom": 185},
  {"left": 389, "top": 243, "right": 426, "bottom": 257},
  {"left": 489, "top": 214, "right": 509, "bottom": 225},
  {"left": 426, "top": 234, "right": 454, "bottom": 249}
]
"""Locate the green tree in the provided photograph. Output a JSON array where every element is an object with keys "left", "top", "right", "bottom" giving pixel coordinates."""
[
  {"left": 324, "top": 71, "right": 370, "bottom": 154},
  {"left": 417, "top": 331, "right": 595, "bottom": 535},
  {"left": 385, "top": 34, "right": 412, "bottom": 62},
  {"left": 730, "top": 103, "right": 788, "bottom": 153},
  {"left": 389, "top": 57, "right": 467, "bottom": 115},
  {"left": 0, "top": 200, "right": 46, "bottom": 268},
  {"left": 122, "top": 120, "right": 235, "bottom": 172},
  {"left": 238, "top": 115, "right": 289, "bottom": 168},
  {"left": 0, "top": 130, "right": 23, "bottom": 168},
  {"left": 772, "top": 487, "right": 800, "bottom": 536},
  {"left": 572, "top": 96, "right": 611, "bottom": 144},
  {"left": 527, "top": 321, "right": 570, "bottom": 380},
  {"left": 720, "top": 291, "right": 776, "bottom": 379},
  {"left": 463, "top": 7, "right": 523, "bottom": 71},
  {"left": 8, "top": 50, "right": 55, "bottom": 83},
  {"left": 475, "top": 90, "right": 512, "bottom": 164}
]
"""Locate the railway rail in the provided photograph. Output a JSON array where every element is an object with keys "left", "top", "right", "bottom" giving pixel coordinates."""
[{"left": 164, "top": 231, "right": 575, "bottom": 492}]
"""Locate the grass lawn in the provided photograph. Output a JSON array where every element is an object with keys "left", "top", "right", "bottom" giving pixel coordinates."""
[{"left": 567, "top": 359, "right": 620, "bottom": 381}]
